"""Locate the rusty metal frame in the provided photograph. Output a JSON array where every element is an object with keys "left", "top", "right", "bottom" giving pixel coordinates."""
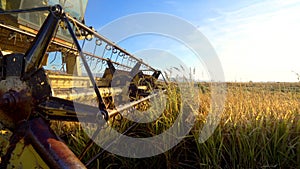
[{"left": 1, "top": 118, "right": 86, "bottom": 168}]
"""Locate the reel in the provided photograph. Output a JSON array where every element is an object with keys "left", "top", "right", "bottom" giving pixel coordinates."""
[{"left": 0, "top": 2, "right": 167, "bottom": 169}]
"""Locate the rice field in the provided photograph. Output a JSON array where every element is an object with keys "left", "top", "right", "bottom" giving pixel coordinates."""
[{"left": 51, "top": 82, "right": 300, "bottom": 169}]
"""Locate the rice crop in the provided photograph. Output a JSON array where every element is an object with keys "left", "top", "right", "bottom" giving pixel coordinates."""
[{"left": 52, "top": 82, "right": 300, "bottom": 169}]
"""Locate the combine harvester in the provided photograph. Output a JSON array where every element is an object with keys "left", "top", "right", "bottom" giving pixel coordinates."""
[{"left": 0, "top": 1, "right": 167, "bottom": 168}]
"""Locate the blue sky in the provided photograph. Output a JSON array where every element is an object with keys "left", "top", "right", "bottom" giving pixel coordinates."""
[{"left": 83, "top": 0, "right": 300, "bottom": 82}]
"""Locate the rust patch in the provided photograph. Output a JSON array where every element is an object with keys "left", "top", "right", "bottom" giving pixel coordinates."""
[
  {"left": 27, "top": 118, "right": 86, "bottom": 169},
  {"left": 0, "top": 89, "right": 32, "bottom": 126}
]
